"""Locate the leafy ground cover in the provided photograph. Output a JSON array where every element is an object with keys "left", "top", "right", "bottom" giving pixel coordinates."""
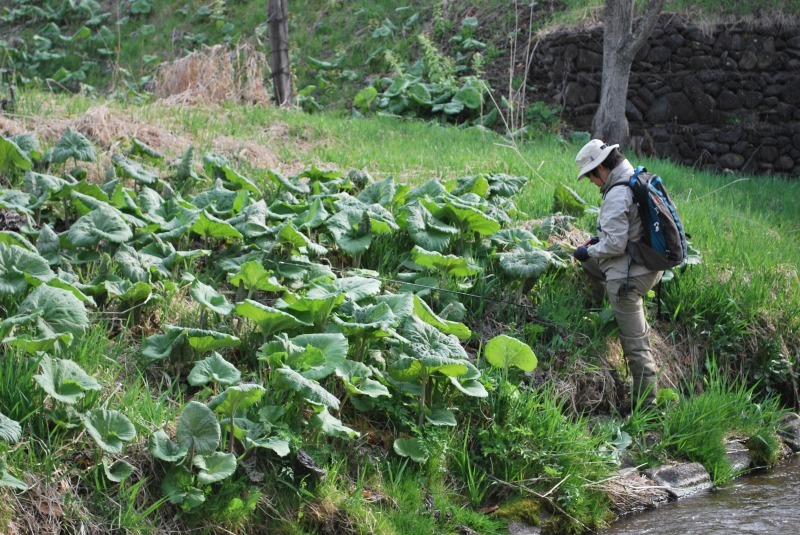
[{"left": 0, "top": 89, "right": 797, "bottom": 533}]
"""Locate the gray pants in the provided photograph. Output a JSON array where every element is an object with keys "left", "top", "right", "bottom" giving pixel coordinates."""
[{"left": 582, "top": 258, "right": 662, "bottom": 405}]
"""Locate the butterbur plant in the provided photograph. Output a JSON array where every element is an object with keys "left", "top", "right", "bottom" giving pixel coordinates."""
[
  {"left": 0, "top": 411, "right": 25, "bottom": 490},
  {"left": 151, "top": 401, "right": 237, "bottom": 510}
]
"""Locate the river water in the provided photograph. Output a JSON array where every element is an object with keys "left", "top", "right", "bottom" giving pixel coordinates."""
[{"left": 602, "top": 457, "right": 800, "bottom": 535}]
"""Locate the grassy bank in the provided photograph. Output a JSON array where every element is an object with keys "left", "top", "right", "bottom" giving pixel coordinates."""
[{"left": 1, "top": 91, "right": 798, "bottom": 533}]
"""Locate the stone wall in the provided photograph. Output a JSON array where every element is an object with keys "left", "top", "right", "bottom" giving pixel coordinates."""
[{"left": 529, "top": 16, "right": 800, "bottom": 176}]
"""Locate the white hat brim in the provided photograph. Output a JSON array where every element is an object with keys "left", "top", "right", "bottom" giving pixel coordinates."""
[{"left": 576, "top": 143, "right": 619, "bottom": 180}]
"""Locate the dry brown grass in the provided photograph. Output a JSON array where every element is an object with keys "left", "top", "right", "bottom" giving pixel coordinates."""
[
  {"left": 154, "top": 44, "right": 270, "bottom": 107},
  {"left": 603, "top": 470, "right": 669, "bottom": 515}
]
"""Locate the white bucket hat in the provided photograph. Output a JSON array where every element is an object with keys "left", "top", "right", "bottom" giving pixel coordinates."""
[{"left": 575, "top": 139, "right": 619, "bottom": 180}]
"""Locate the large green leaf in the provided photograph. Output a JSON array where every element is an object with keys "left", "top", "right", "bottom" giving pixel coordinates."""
[
  {"left": 325, "top": 208, "right": 372, "bottom": 256},
  {"left": 193, "top": 180, "right": 241, "bottom": 216},
  {"left": 0, "top": 231, "right": 37, "bottom": 252},
  {"left": 34, "top": 355, "right": 102, "bottom": 404},
  {"left": 235, "top": 299, "right": 311, "bottom": 336},
  {"left": 308, "top": 276, "right": 381, "bottom": 302},
  {"left": 0, "top": 190, "right": 35, "bottom": 215},
  {"left": 142, "top": 330, "right": 186, "bottom": 360},
  {"left": 179, "top": 326, "right": 241, "bottom": 353},
  {"left": 401, "top": 318, "right": 469, "bottom": 367},
  {"left": 426, "top": 407, "right": 456, "bottom": 426},
  {"left": 228, "top": 199, "right": 270, "bottom": 238},
  {"left": 449, "top": 367, "right": 489, "bottom": 398},
  {"left": 412, "top": 295, "right": 471, "bottom": 340},
  {"left": 3, "top": 332, "right": 74, "bottom": 354},
  {"left": 408, "top": 82, "right": 432, "bottom": 105},
  {"left": 484, "top": 334, "right": 537, "bottom": 372},
  {"left": 0, "top": 134, "right": 33, "bottom": 171},
  {"left": 190, "top": 210, "right": 243, "bottom": 240},
  {"left": 290, "top": 332, "right": 348, "bottom": 365},
  {"left": 453, "top": 174, "right": 491, "bottom": 198},
  {"left": 452, "top": 85, "right": 483, "bottom": 109},
  {"left": 84, "top": 409, "right": 136, "bottom": 454},
  {"left": 357, "top": 177, "right": 396, "bottom": 207},
  {"left": 68, "top": 204, "right": 133, "bottom": 246},
  {"left": 259, "top": 332, "right": 348, "bottom": 381},
  {"left": 374, "top": 292, "right": 416, "bottom": 321},
  {"left": 194, "top": 452, "right": 237, "bottom": 484},
  {"left": 332, "top": 302, "right": 397, "bottom": 338},
  {"left": 485, "top": 173, "right": 528, "bottom": 197},
  {"left": 107, "top": 280, "right": 152, "bottom": 305},
  {"left": 141, "top": 326, "right": 240, "bottom": 360},
  {"left": 0, "top": 243, "right": 55, "bottom": 296},
  {"left": 130, "top": 137, "right": 164, "bottom": 162},
  {"left": 411, "top": 246, "right": 480, "bottom": 278},
  {"left": 208, "top": 384, "right": 266, "bottom": 416},
  {"left": 292, "top": 198, "right": 329, "bottom": 230},
  {"left": 311, "top": 408, "right": 359, "bottom": 438},
  {"left": 426, "top": 195, "right": 501, "bottom": 235},
  {"left": 24, "top": 171, "right": 75, "bottom": 201},
  {"left": 176, "top": 401, "right": 220, "bottom": 454},
  {"left": 0, "top": 459, "right": 27, "bottom": 490},
  {"left": 404, "top": 202, "right": 458, "bottom": 252},
  {"left": 334, "top": 196, "right": 398, "bottom": 233},
  {"left": 18, "top": 285, "right": 89, "bottom": 340},
  {"left": 112, "top": 153, "right": 158, "bottom": 185},
  {"left": 36, "top": 224, "right": 61, "bottom": 265},
  {"left": 553, "top": 183, "right": 589, "bottom": 216},
  {"left": 51, "top": 128, "right": 97, "bottom": 163},
  {"left": 227, "top": 261, "right": 285, "bottom": 293},
  {"left": 10, "top": 133, "right": 41, "bottom": 161},
  {"left": 0, "top": 412, "right": 22, "bottom": 443},
  {"left": 148, "top": 429, "right": 188, "bottom": 462},
  {"left": 188, "top": 352, "right": 241, "bottom": 387},
  {"left": 102, "top": 456, "right": 135, "bottom": 483},
  {"left": 393, "top": 437, "right": 428, "bottom": 463},
  {"left": 274, "top": 367, "right": 340, "bottom": 409},
  {"left": 278, "top": 221, "right": 327, "bottom": 255},
  {"left": 114, "top": 244, "right": 166, "bottom": 283},
  {"left": 275, "top": 291, "right": 345, "bottom": 326},
  {"left": 162, "top": 466, "right": 204, "bottom": 508},
  {"left": 268, "top": 170, "right": 310, "bottom": 195},
  {"left": 495, "top": 247, "right": 558, "bottom": 280},
  {"left": 190, "top": 280, "right": 234, "bottom": 316}
]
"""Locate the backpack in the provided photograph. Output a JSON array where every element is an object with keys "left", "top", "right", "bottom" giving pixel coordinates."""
[{"left": 611, "top": 166, "right": 687, "bottom": 271}]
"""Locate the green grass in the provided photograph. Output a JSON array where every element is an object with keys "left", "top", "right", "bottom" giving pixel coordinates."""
[
  {"left": 2, "top": 87, "right": 799, "bottom": 533},
  {"left": 624, "top": 362, "right": 785, "bottom": 486}
]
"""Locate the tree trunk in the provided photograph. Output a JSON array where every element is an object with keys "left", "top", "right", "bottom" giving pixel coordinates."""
[
  {"left": 592, "top": 0, "right": 666, "bottom": 149},
  {"left": 268, "top": 0, "right": 292, "bottom": 108}
]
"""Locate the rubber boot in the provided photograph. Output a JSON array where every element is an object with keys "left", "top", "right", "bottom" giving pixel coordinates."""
[{"left": 619, "top": 330, "right": 658, "bottom": 406}]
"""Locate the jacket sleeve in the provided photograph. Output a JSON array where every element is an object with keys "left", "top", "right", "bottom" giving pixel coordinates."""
[{"left": 588, "top": 186, "right": 631, "bottom": 258}]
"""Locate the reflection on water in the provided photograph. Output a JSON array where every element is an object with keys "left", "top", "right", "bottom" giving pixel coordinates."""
[{"left": 602, "top": 457, "right": 800, "bottom": 535}]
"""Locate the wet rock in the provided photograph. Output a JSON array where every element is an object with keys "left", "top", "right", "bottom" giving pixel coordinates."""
[
  {"left": 644, "top": 462, "right": 713, "bottom": 499},
  {"left": 725, "top": 440, "right": 752, "bottom": 474},
  {"left": 778, "top": 413, "right": 800, "bottom": 453}
]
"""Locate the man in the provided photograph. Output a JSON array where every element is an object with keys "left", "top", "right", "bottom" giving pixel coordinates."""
[{"left": 572, "top": 139, "right": 662, "bottom": 407}]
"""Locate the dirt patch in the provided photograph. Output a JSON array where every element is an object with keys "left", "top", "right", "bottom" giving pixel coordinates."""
[
  {"left": 212, "top": 135, "right": 279, "bottom": 170},
  {"left": 0, "top": 116, "right": 26, "bottom": 136}
]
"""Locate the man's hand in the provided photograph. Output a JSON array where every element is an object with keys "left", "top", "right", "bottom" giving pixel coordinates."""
[
  {"left": 573, "top": 245, "right": 590, "bottom": 262},
  {"left": 581, "top": 236, "right": 600, "bottom": 247}
]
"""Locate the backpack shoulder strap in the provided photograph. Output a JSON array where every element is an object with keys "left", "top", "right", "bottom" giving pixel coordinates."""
[{"left": 604, "top": 166, "right": 644, "bottom": 197}]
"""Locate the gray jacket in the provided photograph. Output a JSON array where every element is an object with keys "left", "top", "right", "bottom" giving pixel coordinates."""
[{"left": 586, "top": 159, "right": 654, "bottom": 281}]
